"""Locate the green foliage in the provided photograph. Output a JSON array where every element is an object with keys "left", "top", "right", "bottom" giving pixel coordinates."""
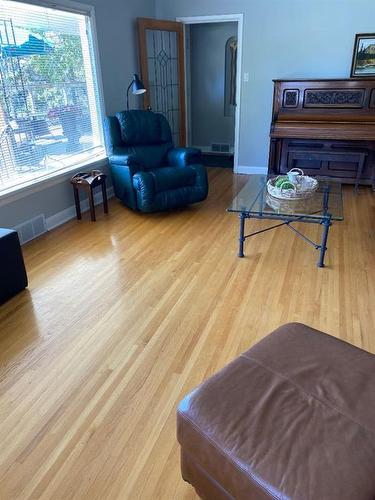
[
  {"left": 0, "top": 25, "right": 89, "bottom": 119},
  {"left": 21, "top": 31, "right": 85, "bottom": 84},
  {"left": 31, "top": 88, "right": 66, "bottom": 113}
]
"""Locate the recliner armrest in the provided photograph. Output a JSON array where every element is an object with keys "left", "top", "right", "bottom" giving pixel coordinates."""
[
  {"left": 132, "top": 171, "right": 154, "bottom": 194},
  {"left": 167, "top": 147, "right": 201, "bottom": 168},
  {"left": 132, "top": 171, "right": 155, "bottom": 212},
  {"left": 109, "top": 152, "right": 140, "bottom": 168}
]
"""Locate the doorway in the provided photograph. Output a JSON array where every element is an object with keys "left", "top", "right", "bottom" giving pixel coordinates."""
[{"left": 178, "top": 15, "right": 243, "bottom": 172}]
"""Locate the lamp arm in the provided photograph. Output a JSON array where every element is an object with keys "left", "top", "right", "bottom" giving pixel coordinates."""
[{"left": 126, "top": 81, "right": 133, "bottom": 110}]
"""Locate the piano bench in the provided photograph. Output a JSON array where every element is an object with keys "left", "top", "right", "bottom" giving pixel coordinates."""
[{"left": 286, "top": 147, "right": 371, "bottom": 191}]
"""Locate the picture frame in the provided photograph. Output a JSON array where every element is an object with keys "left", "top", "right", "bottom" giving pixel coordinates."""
[{"left": 351, "top": 33, "right": 375, "bottom": 78}]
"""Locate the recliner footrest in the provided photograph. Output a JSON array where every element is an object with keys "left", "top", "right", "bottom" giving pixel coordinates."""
[{"left": 147, "top": 166, "right": 196, "bottom": 192}]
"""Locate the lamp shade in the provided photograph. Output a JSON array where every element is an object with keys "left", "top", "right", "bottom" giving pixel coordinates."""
[
  {"left": 126, "top": 73, "right": 147, "bottom": 109},
  {"left": 131, "top": 74, "right": 146, "bottom": 95}
]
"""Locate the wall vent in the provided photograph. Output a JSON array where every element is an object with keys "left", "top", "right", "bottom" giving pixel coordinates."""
[
  {"left": 14, "top": 214, "right": 47, "bottom": 245},
  {"left": 211, "top": 143, "right": 231, "bottom": 153}
]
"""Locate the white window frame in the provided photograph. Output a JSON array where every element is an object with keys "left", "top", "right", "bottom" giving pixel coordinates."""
[{"left": 0, "top": 0, "right": 107, "bottom": 207}]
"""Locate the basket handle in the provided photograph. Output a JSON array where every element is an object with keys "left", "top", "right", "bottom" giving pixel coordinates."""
[{"left": 288, "top": 168, "right": 304, "bottom": 176}]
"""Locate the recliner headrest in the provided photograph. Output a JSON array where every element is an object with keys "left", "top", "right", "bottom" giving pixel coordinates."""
[{"left": 115, "top": 110, "right": 172, "bottom": 146}]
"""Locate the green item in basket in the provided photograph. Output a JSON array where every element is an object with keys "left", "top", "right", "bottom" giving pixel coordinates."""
[
  {"left": 280, "top": 181, "right": 294, "bottom": 190},
  {"left": 275, "top": 176, "right": 289, "bottom": 188}
]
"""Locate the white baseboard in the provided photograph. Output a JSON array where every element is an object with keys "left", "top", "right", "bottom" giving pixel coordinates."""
[
  {"left": 46, "top": 186, "right": 114, "bottom": 231},
  {"left": 235, "top": 166, "right": 268, "bottom": 175}
]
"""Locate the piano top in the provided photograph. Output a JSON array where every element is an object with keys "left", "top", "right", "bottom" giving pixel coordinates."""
[
  {"left": 270, "top": 79, "right": 375, "bottom": 140},
  {"left": 272, "top": 78, "right": 375, "bottom": 83}
]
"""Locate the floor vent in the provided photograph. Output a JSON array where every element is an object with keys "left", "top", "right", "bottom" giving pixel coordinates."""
[{"left": 14, "top": 214, "right": 47, "bottom": 245}]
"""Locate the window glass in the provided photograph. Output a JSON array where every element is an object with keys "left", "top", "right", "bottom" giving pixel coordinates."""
[{"left": 0, "top": 0, "right": 105, "bottom": 193}]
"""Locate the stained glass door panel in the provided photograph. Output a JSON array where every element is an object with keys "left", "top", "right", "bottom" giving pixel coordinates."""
[{"left": 138, "top": 18, "right": 186, "bottom": 146}]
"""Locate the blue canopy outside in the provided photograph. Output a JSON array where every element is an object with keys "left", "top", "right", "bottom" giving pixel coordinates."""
[{"left": 1, "top": 35, "right": 53, "bottom": 57}]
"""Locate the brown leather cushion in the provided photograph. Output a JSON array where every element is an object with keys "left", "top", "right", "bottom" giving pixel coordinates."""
[{"left": 177, "top": 323, "right": 375, "bottom": 500}]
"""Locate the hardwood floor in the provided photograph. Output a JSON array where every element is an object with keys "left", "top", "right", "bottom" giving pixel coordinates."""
[{"left": 0, "top": 168, "right": 374, "bottom": 499}]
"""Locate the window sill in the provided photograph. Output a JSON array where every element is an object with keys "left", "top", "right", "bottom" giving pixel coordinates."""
[{"left": 0, "top": 154, "right": 108, "bottom": 208}]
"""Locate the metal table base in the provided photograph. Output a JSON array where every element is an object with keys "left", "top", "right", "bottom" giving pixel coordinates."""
[{"left": 237, "top": 212, "right": 332, "bottom": 268}]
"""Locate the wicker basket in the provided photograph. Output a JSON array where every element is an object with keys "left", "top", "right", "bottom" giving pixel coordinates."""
[
  {"left": 266, "top": 193, "right": 313, "bottom": 214},
  {"left": 267, "top": 169, "right": 318, "bottom": 200}
]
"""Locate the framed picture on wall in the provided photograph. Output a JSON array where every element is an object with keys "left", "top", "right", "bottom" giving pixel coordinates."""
[{"left": 351, "top": 33, "right": 375, "bottom": 77}]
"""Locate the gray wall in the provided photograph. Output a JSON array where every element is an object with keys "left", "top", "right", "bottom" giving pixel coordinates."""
[
  {"left": 90, "top": 0, "right": 154, "bottom": 116},
  {"left": 189, "top": 22, "right": 236, "bottom": 149},
  {"left": 0, "top": 181, "right": 80, "bottom": 227},
  {"left": 0, "top": 0, "right": 155, "bottom": 229},
  {"left": 155, "top": 0, "right": 375, "bottom": 170}
]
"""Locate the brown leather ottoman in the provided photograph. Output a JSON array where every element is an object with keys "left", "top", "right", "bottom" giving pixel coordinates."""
[{"left": 177, "top": 323, "right": 375, "bottom": 499}]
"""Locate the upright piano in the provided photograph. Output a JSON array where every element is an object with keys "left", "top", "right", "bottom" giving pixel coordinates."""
[{"left": 268, "top": 78, "right": 375, "bottom": 186}]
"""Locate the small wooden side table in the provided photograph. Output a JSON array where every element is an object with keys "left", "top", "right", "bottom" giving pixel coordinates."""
[{"left": 71, "top": 170, "right": 108, "bottom": 222}]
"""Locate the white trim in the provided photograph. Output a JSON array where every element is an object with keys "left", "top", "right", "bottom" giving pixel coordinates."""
[
  {"left": 0, "top": 156, "right": 108, "bottom": 207},
  {"left": 11, "top": 0, "right": 94, "bottom": 16},
  {"left": 177, "top": 14, "right": 244, "bottom": 174},
  {"left": 234, "top": 16, "right": 243, "bottom": 175},
  {"left": 183, "top": 25, "right": 192, "bottom": 147},
  {"left": 87, "top": 4, "right": 107, "bottom": 150},
  {"left": 46, "top": 186, "right": 114, "bottom": 231},
  {"left": 177, "top": 14, "right": 243, "bottom": 24},
  {"left": 236, "top": 165, "right": 268, "bottom": 175}
]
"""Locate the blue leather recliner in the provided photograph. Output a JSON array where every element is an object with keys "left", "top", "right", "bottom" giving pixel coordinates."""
[{"left": 105, "top": 110, "right": 208, "bottom": 212}]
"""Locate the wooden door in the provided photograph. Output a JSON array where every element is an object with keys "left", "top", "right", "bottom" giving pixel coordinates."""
[{"left": 138, "top": 18, "right": 186, "bottom": 146}]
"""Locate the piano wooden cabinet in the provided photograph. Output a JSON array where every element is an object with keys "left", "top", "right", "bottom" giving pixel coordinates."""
[{"left": 268, "top": 78, "right": 375, "bottom": 187}]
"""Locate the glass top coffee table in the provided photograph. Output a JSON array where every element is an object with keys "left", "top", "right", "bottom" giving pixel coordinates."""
[{"left": 227, "top": 175, "right": 344, "bottom": 267}]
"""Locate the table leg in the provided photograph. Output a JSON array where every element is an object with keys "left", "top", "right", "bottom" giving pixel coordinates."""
[
  {"left": 355, "top": 154, "right": 366, "bottom": 194},
  {"left": 318, "top": 217, "right": 331, "bottom": 268},
  {"left": 238, "top": 213, "right": 246, "bottom": 258},
  {"left": 101, "top": 180, "right": 108, "bottom": 214},
  {"left": 88, "top": 187, "right": 96, "bottom": 222},
  {"left": 73, "top": 186, "right": 81, "bottom": 220}
]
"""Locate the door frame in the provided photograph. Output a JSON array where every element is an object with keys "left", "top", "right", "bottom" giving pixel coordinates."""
[{"left": 176, "top": 14, "right": 244, "bottom": 173}]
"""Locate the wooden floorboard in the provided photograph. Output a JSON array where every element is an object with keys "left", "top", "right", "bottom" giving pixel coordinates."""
[{"left": 0, "top": 168, "right": 374, "bottom": 499}]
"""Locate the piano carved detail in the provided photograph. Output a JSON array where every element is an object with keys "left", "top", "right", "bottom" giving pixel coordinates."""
[
  {"left": 283, "top": 89, "right": 299, "bottom": 107},
  {"left": 304, "top": 89, "right": 364, "bottom": 107}
]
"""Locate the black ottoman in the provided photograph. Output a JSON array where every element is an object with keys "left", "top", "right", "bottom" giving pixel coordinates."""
[{"left": 0, "top": 228, "right": 28, "bottom": 304}]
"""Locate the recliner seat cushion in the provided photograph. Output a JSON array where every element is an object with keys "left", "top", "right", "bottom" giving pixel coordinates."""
[{"left": 177, "top": 323, "right": 375, "bottom": 500}]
